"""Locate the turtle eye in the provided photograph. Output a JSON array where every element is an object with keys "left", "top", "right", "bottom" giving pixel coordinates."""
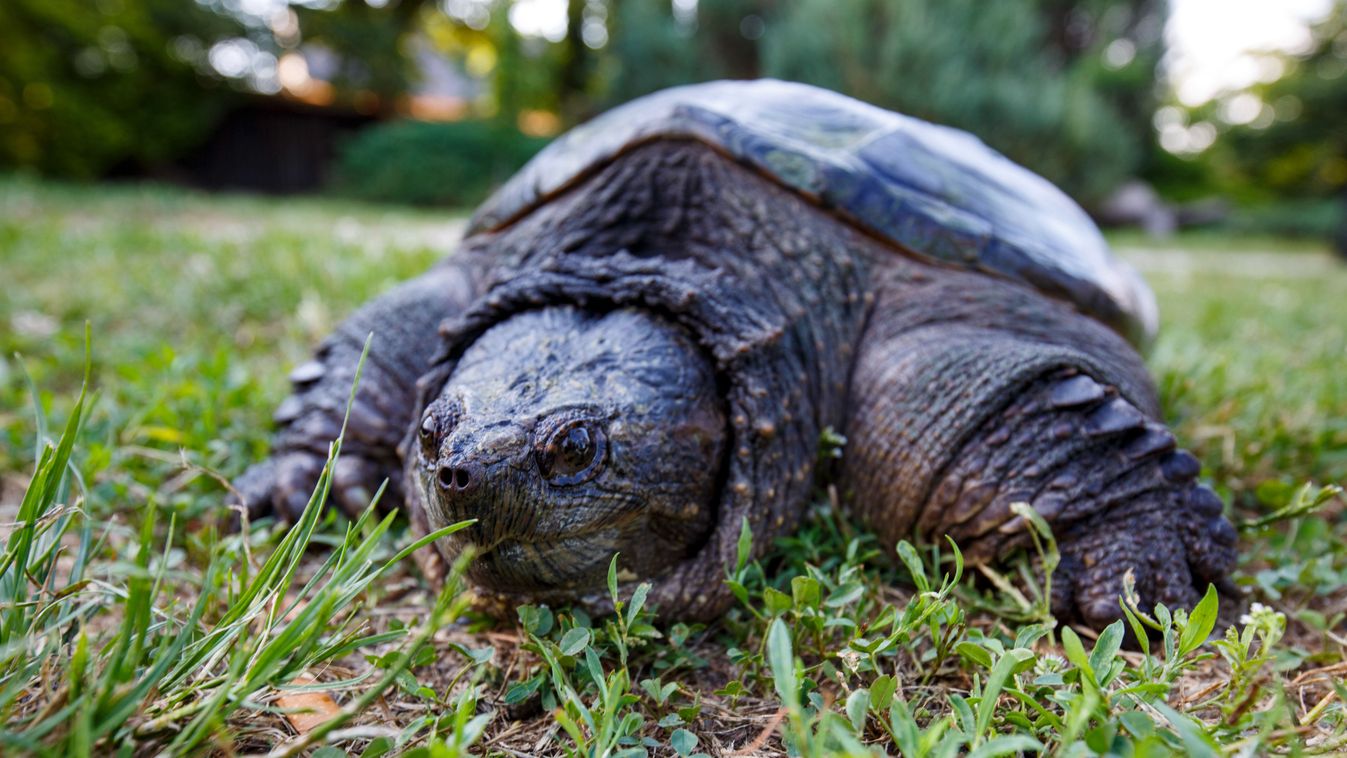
[
  {"left": 418, "top": 411, "right": 439, "bottom": 460},
  {"left": 536, "top": 418, "right": 607, "bottom": 486},
  {"left": 419, "top": 399, "right": 461, "bottom": 461}
]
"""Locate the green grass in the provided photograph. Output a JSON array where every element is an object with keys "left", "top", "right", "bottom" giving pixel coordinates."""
[{"left": 2, "top": 177, "right": 1345, "bottom": 755}]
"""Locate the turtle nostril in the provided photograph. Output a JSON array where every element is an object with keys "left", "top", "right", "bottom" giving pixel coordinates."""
[{"left": 436, "top": 463, "right": 480, "bottom": 495}]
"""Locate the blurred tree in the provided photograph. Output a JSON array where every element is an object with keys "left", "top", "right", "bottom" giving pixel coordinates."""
[
  {"left": 1043, "top": 0, "right": 1173, "bottom": 189},
  {"left": 598, "top": 0, "right": 1165, "bottom": 205},
  {"left": 761, "top": 0, "right": 1161, "bottom": 203},
  {"left": 602, "top": 0, "right": 776, "bottom": 103},
  {"left": 1, "top": 0, "right": 1173, "bottom": 205},
  {"left": 292, "top": 0, "right": 432, "bottom": 113},
  {"left": 695, "top": 0, "right": 771, "bottom": 78},
  {"left": 481, "top": 5, "right": 571, "bottom": 124},
  {"left": 0, "top": 0, "right": 245, "bottom": 178},
  {"left": 556, "top": 0, "right": 597, "bottom": 121},
  {"left": 602, "top": 0, "right": 718, "bottom": 104},
  {"left": 301, "top": 0, "right": 597, "bottom": 126},
  {"left": 1212, "top": 2, "right": 1347, "bottom": 200},
  {"left": 1195, "top": 1, "right": 1347, "bottom": 252}
]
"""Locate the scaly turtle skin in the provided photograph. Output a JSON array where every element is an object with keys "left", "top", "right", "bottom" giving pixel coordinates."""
[{"left": 233, "top": 80, "right": 1238, "bottom": 628}]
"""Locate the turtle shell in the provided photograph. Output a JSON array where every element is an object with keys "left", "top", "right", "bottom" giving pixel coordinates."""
[{"left": 470, "top": 79, "right": 1157, "bottom": 347}]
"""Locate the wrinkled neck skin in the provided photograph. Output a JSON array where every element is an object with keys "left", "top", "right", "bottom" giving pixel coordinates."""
[{"left": 413, "top": 306, "right": 727, "bottom": 595}]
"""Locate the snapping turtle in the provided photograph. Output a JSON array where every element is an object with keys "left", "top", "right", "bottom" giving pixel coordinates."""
[{"left": 233, "top": 80, "right": 1238, "bottom": 628}]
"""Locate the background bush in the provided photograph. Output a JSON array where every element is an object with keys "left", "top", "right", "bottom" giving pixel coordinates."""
[
  {"left": 1220, "top": 197, "right": 1343, "bottom": 240},
  {"left": 328, "top": 119, "right": 550, "bottom": 207}
]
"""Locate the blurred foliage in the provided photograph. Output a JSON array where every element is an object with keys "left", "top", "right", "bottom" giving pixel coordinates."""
[
  {"left": 601, "top": 0, "right": 749, "bottom": 104},
  {"left": 1220, "top": 197, "right": 1343, "bottom": 242},
  {"left": 1155, "top": 1, "right": 1347, "bottom": 248},
  {"left": 768, "top": 0, "right": 1163, "bottom": 203},
  {"left": 487, "top": 1, "right": 596, "bottom": 124},
  {"left": 1211, "top": 2, "right": 1347, "bottom": 201},
  {"left": 2, "top": 0, "right": 1164, "bottom": 205},
  {"left": 599, "top": 0, "right": 1165, "bottom": 204},
  {"left": 293, "top": 0, "right": 433, "bottom": 111},
  {"left": 330, "top": 118, "right": 549, "bottom": 206},
  {"left": 7, "top": 0, "right": 1346, "bottom": 235},
  {"left": 303, "top": 0, "right": 601, "bottom": 122},
  {"left": 0, "top": 0, "right": 245, "bottom": 178},
  {"left": 14, "top": 0, "right": 1343, "bottom": 228}
]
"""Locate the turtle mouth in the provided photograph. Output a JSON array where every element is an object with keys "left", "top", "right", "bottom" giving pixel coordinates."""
[
  {"left": 453, "top": 506, "right": 638, "bottom": 550},
  {"left": 468, "top": 530, "right": 626, "bottom": 592}
]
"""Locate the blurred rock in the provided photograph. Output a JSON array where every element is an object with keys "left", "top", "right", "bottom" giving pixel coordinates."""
[
  {"left": 1095, "top": 180, "right": 1231, "bottom": 238},
  {"left": 1175, "top": 197, "right": 1231, "bottom": 228},
  {"left": 1096, "top": 181, "right": 1176, "bottom": 236}
]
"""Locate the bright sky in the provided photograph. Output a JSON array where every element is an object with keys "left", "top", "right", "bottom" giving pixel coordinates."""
[
  {"left": 1167, "top": 0, "right": 1332, "bottom": 105},
  {"left": 507, "top": 0, "right": 569, "bottom": 42}
]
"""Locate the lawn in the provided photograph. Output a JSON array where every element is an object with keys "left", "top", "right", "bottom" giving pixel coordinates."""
[{"left": 1, "top": 177, "right": 1345, "bottom": 756}]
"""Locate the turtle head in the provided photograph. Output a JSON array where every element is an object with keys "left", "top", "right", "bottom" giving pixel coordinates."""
[{"left": 416, "top": 306, "right": 726, "bottom": 594}]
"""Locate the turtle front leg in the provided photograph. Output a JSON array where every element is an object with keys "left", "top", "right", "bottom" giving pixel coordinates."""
[
  {"left": 914, "top": 365, "right": 1236, "bottom": 626},
  {"left": 232, "top": 261, "right": 479, "bottom": 522},
  {"left": 842, "top": 291, "right": 1238, "bottom": 628}
]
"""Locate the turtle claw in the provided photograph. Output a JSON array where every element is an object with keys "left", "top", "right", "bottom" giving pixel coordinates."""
[
  {"left": 273, "top": 451, "right": 329, "bottom": 521},
  {"left": 333, "top": 455, "right": 402, "bottom": 518},
  {"left": 1054, "top": 481, "right": 1237, "bottom": 630},
  {"left": 229, "top": 448, "right": 398, "bottom": 524},
  {"left": 227, "top": 318, "right": 423, "bottom": 527},
  {"left": 227, "top": 450, "right": 325, "bottom": 524},
  {"left": 1180, "top": 486, "right": 1239, "bottom": 587},
  {"left": 229, "top": 457, "right": 280, "bottom": 524}
]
